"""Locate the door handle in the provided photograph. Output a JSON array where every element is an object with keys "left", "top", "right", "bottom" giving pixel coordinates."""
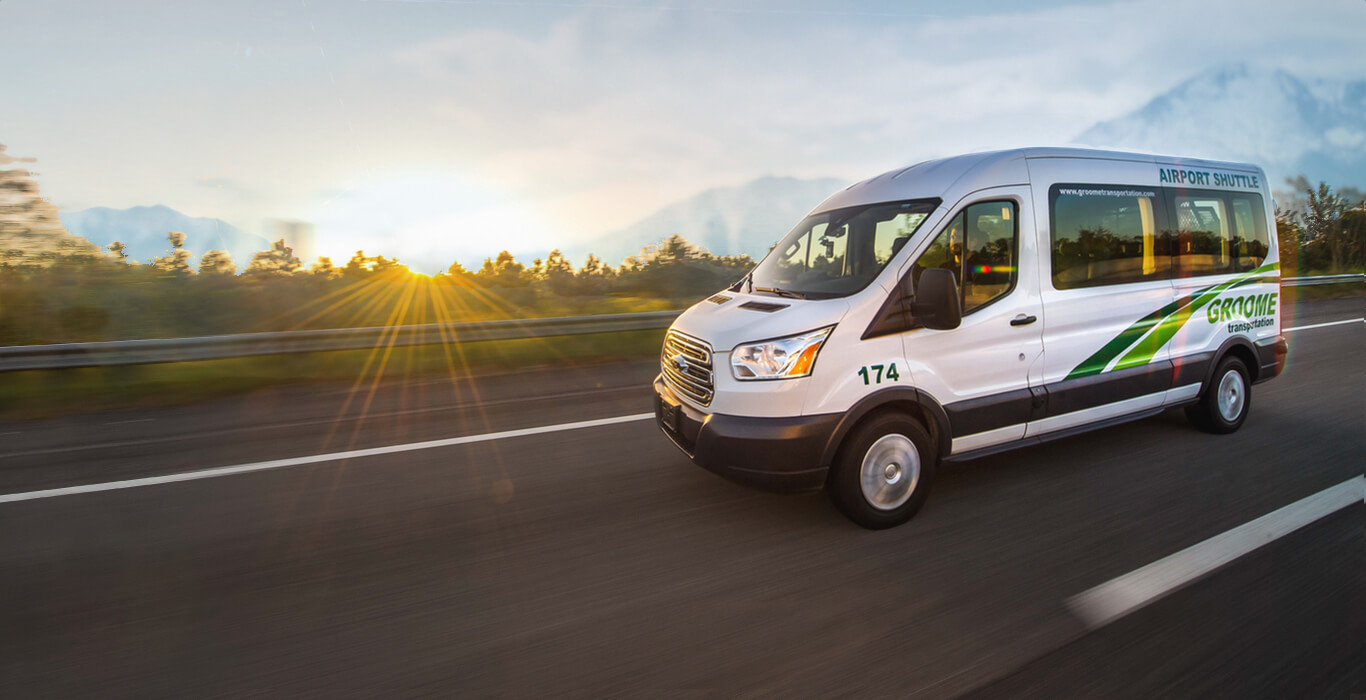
[{"left": 1010, "top": 314, "right": 1037, "bottom": 326}]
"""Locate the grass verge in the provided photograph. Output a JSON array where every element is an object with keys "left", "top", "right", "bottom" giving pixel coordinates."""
[{"left": 0, "top": 329, "right": 666, "bottom": 422}]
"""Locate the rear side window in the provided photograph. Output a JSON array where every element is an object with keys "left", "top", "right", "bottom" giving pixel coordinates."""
[
  {"left": 1172, "top": 191, "right": 1268, "bottom": 275},
  {"left": 1050, "top": 185, "right": 1170, "bottom": 289}
]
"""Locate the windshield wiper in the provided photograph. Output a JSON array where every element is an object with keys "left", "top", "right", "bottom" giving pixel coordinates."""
[{"left": 753, "top": 286, "right": 807, "bottom": 299}]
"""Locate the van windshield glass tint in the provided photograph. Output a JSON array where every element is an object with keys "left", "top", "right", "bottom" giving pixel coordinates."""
[{"left": 749, "top": 199, "right": 938, "bottom": 299}]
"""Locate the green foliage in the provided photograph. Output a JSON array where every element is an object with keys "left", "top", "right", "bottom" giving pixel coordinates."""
[
  {"left": 198, "top": 249, "right": 236, "bottom": 275},
  {"left": 611, "top": 234, "right": 753, "bottom": 297},
  {"left": 475, "top": 250, "right": 528, "bottom": 288},
  {"left": 151, "top": 231, "right": 192, "bottom": 273},
  {"left": 1276, "top": 178, "right": 1366, "bottom": 274},
  {"left": 245, "top": 238, "right": 303, "bottom": 275},
  {"left": 344, "top": 250, "right": 402, "bottom": 277}
]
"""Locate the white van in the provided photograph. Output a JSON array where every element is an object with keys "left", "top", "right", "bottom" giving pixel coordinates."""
[{"left": 653, "top": 147, "right": 1287, "bottom": 529}]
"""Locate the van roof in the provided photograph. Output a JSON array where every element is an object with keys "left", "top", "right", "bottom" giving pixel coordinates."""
[{"left": 811, "top": 146, "right": 1263, "bottom": 215}]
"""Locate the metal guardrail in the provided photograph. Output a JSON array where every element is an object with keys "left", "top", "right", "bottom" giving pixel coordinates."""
[
  {"left": 0, "top": 311, "right": 683, "bottom": 372},
  {"left": 0, "top": 274, "right": 1360, "bottom": 372},
  {"left": 1280, "top": 273, "right": 1365, "bottom": 287}
]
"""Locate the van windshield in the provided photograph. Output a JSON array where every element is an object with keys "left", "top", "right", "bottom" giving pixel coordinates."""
[{"left": 747, "top": 199, "right": 939, "bottom": 299}]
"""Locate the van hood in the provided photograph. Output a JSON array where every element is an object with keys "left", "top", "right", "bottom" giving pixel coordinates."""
[{"left": 669, "top": 291, "right": 853, "bottom": 353}]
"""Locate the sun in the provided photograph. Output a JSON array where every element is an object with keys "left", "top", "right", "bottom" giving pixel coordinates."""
[{"left": 309, "top": 167, "right": 562, "bottom": 274}]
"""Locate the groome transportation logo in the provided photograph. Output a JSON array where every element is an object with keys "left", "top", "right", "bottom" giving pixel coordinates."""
[{"left": 1209, "top": 292, "right": 1277, "bottom": 333}]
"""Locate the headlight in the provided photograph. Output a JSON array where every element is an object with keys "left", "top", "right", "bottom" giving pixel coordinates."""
[{"left": 730, "top": 326, "right": 833, "bottom": 380}]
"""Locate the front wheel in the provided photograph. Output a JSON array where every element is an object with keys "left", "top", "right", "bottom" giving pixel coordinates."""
[
  {"left": 1185, "top": 356, "right": 1251, "bottom": 434},
  {"left": 827, "top": 413, "right": 936, "bottom": 529}
]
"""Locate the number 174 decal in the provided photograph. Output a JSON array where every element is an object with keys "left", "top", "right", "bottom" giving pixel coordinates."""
[{"left": 857, "top": 363, "right": 900, "bottom": 385}]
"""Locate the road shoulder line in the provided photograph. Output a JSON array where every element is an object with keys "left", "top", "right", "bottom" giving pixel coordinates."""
[
  {"left": 1284, "top": 317, "right": 1364, "bottom": 332},
  {"left": 1066, "top": 475, "right": 1366, "bottom": 629},
  {"left": 0, "top": 412, "right": 655, "bottom": 505}
]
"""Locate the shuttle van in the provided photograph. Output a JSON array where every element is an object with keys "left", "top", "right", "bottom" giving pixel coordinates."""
[{"left": 653, "top": 147, "right": 1287, "bottom": 529}]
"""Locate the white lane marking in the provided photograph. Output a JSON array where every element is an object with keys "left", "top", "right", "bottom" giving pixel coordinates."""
[
  {"left": 0, "top": 413, "right": 656, "bottom": 505},
  {"left": 0, "top": 384, "right": 648, "bottom": 460},
  {"left": 105, "top": 418, "right": 154, "bottom": 425},
  {"left": 1067, "top": 476, "right": 1366, "bottom": 629},
  {"left": 1284, "top": 317, "right": 1364, "bottom": 332}
]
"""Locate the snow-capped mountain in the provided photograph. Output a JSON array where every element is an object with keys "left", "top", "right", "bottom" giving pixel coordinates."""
[
  {"left": 1075, "top": 64, "right": 1366, "bottom": 188},
  {"left": 576, "top": 176, "right": 847, "bottom": 265},
  {"left": 60, "top": 205, "right": 268, "bottom": 267}
]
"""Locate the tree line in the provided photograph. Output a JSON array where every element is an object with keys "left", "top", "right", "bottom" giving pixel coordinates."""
[
  {"left": 0, "top": 233, "right": 753, "bottom": 346},
  {"left": 98, "top": 230, "right": 757, "bottom": 296}
]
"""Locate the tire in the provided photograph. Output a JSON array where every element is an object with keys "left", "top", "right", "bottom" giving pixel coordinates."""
[
  {"left": 1185, "top": 356, "right": 1252, "bottom": 434},
  {"left": 827, "top": 412, "right": 936, "bottom": 529}
]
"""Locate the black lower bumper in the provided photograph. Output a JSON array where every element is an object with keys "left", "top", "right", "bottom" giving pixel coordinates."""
[
  {"left": 1255, "top": 335, "right": 1289, "bottom": 383},
  {"left": 653, "top": 376, "right": 837, "bottom": 493}
]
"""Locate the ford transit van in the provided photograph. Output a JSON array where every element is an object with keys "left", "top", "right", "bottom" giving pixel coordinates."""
[{"left": 653, "top": 147, "right": 1287, "bottom": 529}]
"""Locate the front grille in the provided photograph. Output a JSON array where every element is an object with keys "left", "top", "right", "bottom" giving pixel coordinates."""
[{"left": 661, "top": 331, "right": 714, "bottom": 406}]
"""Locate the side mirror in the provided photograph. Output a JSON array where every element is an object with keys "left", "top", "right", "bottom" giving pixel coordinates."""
[{"left": 911, "top": 268, "right": 962, "bottom": 330}]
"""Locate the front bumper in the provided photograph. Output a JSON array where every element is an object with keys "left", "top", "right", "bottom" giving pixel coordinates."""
[{"left": 653, "top": 375, "right": 837, "bottom": 493}]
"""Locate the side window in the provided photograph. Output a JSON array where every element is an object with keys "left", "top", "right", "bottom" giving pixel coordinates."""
[
  {"left": 914, "top": 211, "right": 962, "bottom": 279},
  {"left": 963, "top": 201, "right": 1016, "bottom": 310},
  {"left": 1170, "top": 191, "right": 1268, "bottom": 276},
  {"left": 913, "top": 200, "right": 1018, "bottom": 314},
  {"left": 1050, "top": 184, "right": 1169, "bottom": 289},
  {"left": 1229, "top": 195, "right": 1269, "bottom": 271},
  {"left": 1172, "top": 194, "right": 1232, "bottom": 276}
]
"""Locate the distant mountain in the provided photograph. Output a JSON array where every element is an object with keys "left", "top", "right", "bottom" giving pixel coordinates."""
[
  {"left": 576, "top": 176, "right": 847, "bottom": 265},
  {"left": 1075, "top": 64, "right": 1366, "bottom": 189},
  {"left": 60, "top": 205, "right": 268, "bottom": 267}
]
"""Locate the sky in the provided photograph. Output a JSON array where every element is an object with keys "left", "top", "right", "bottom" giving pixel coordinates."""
[{"left": 1, "top": 0, "right": 1363, "bottom": 271}]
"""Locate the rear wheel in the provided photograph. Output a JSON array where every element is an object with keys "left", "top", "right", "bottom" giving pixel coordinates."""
[
  {"left": 1185, "top": 356, "right": 1251, "bottom": 434},
  {"left": 827, "top": 413, "right": 936, "bottom": 529}
]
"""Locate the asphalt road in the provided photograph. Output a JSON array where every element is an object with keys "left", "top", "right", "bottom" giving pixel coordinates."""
[{"left": 0, "top": 298, "right": 1362, "bottom": 698}]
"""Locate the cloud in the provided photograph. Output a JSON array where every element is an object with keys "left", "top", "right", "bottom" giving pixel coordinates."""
[
  {"left": 391, "top": 0, "right": 1366, "bottom": 200},
  {"left": 6, "top": 0, "right": 1362, "bottom": 274},
  {"left": 195, "top": 172, "right": 259, "bottom": 200}
]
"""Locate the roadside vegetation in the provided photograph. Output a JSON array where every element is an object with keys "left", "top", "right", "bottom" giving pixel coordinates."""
[
  {"left": 1274, "top": 178, "right": 1366, "bottom": 278},
  {"left": 0, "top": 234, "right": 751, "bottom": 346},
  {"left": 0, "top": 232, "right": 747, "bottom": 418}
]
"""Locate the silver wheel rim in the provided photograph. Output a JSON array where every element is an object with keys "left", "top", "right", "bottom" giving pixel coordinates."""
[
  {"left": 860, "top": 434, "right": 920, "bottom": 511},
  {"left": 1216, "top": 369, "right": 1245, "bottom": 422}
]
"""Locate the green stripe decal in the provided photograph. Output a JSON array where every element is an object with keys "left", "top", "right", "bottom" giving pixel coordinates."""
[{"left": 1065, "top": 263, "right": 1279, "bottom": 380}]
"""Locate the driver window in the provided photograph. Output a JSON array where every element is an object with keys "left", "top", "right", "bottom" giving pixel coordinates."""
[
  {"left": 912, "top": 212, "right": 962, "bottom": 288},
  {"left": 963, "top": 202, "right": 1016, "bottom": 310},
  {"left": 912, "top": 200, "right": 1018, "bottom": 314}
]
